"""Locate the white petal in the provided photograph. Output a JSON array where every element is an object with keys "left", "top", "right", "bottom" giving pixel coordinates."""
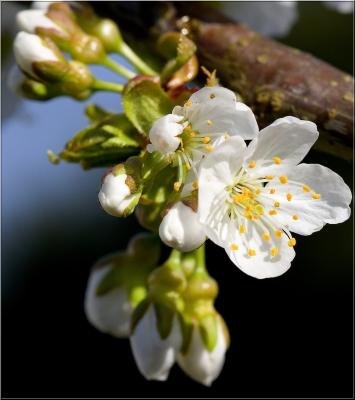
[
  {"left": 177, "top": 316, "right": 227, "bottom": 386},
  {"left": 149, "top": 114, "right": 183, "bottom": 155},
  {"left": 268, "top": 164, "right": 352, "bottom": 235},
  {"left": 13, "top": 32, "right": 59, "bottom": 79},
  {"left": 16, "top": 9, "right": 63, "bottom": 33},
  {"left": 84, "top": 265, "right": 132, "bottom": 338},
  {"left": 130, "top": 305, "right": 182, "bottom": 381},
  {"left": 98, "top": 173, "right": 136, "bottom": 217},
  {"left": 225, "top": 218, "right": 295, "bottom": 279},
  {"left": 245, "top": 117, "right": 319, "bottom": 177},
  {"left": 182, "top": 86, "right": 259, "bottom": 140},
  {"left": 159, "top": 202, "right": 206, "bottom": 252}
]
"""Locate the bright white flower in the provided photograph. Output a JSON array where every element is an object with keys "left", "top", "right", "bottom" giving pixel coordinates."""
[
  {"left": 159, "top": 201, "right": 206, "bottom": 252},
  {"left": 198, "top": 117, "right": 352, "bottom": 279},
  {"left": 13, "top": 31, "right": 60, "bottom": 80},
  {"left": 84, "top": 264, "right": 132, "bottom": 338},
  {"left": 16, "top": 9, "right": 65, "bottom": 34},
  {"left": 148, "top": 86, "right": 259, "bottom": 196},
  {"left": 130, "top": 304, "right": 182, "bottom": 381},
  {"left": 177, "top": 314, "right": 228, "bottom": 386},
  {"left": 98, "top": 169, "right": 140, "bottom": 217}
]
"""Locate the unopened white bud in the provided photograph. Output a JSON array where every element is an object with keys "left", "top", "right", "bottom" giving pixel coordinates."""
[
  {"left": 16, "top": 9, "right": 65, "bottom": 34},
  {"left": 84, "top": 265, "right": 132, "bottom": 338},
  {"left": 159, "top": 202, "right": 206, "bottom": 252},
  {"left": 177, "top": 315, "right": 228, "bottom": 386},
  {"left": 148, "top": 114, "right": 184, "bottom": 155},
  {"left": 13, "top": 32, "right": 61, "bottom": 80},
  {"left": 130, "top": 304, "right": 182, "bottom": 381}
]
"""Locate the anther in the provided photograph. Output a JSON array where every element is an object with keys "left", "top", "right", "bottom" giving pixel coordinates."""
[
  {"left": 266, "top": 175, "right": 274, "bottom": 180},
  {"left": 271, "top": 247, "right": 279, "bottom": 256},
  {"left": 186, "top": 163, "right": 190, "bottom": 170},
  {"left": 275, "top": 229, "right": 282, "bottom": 238},
  {"left": 186, "top": 101, "right": 192, "bottom": 106},
  {"left": 253, "top": 214, "right": 259, "bottom": 220},
  {"left": 270, "top": 188, "right": 275, "bottom": 194},
  {"left": 193, "top": 181, "right": 198, "bottom": 189},
  {"left": 293, "top": 215, "right": 298, "bottom": 220},
  {"left": 256, "top": 189, "right": 261, "bottom": 194},
  {"left": 189, "top": 132, "right": 195, "bottom": 137},
  {"left": 262, "top": 233, "right": 270, "bottom": 240},
  {"left": 286, "top": 193, "right": 292, "bottom": 201},
  {"left": 274, "top": 202, "right": 280, "bottom": 207},
  {"left": 224, "top": 135, "right": 229, "bottom": 139},
  {"left": 312, "top": 193, "right": 321, "bottom": 199},
  {"left": 174, "top": 182, "right": 180, "bottom": 191},
  {"left": 279, "top": 175, "right": 288, "bottom": 184},
  {"left": 206, "top": 120, "right": 212, "bottom": 125},
  {"left": 288, "top": 238, "right": 296, "bottom": 247},
  {"left": 186, "top": 125, "right": 191, "bottom": 131},
  {"left": 302, "top": 185, "right": 311, "bottom": 192},
  {"left": 230, "top": 244, "right": 238, "bottom": 250},
  {"left": 269, "top": 210, "right": 277, "bottom": 215},
  {"left": 273, "top": 157, "right": 282, "bottom": 164},
  {"left": 249, "top": 160, "right": 256, "bottom": 168},
  {"left": 202, "top": 137, "right": 210, "bottom": 144},
  {"left": 239, "top": 225, "right": 245, "bottom": 233},
  {"left": 248, "top": 249, "right": 256, "bottom": 257},
  {"left": 205, "top": 146, "right": 213, "bottom": 151},
  {"left": 210, "top": 93, "right": 215, "bottom": 99},
  {"left": 181, "top": 148, "right": 185, "bottom": 152},
  {"left": 244, "top": 211, "right": 252, "bottom": 220}
]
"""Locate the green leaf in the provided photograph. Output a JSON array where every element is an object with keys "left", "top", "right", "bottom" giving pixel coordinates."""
[
  {"left": 122, "top": 78, "right": 175, "bottom": 136},
  {"left": 85, "top": 103, "right": 113, "bottom": 124}
]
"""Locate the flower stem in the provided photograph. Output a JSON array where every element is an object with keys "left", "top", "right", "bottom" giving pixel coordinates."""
[
  {"left": 91, "top": 78, "right": 124, "bottom": 93},
  {"left": 100, "top": 55, "right": 136, "bottom": 79},
  {"left": 118, "top": 42, "right": 159, "bottom": 76}
]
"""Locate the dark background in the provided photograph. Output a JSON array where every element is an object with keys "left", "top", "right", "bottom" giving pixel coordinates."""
[{"left": 1, "top": 2, "right": 353, "bottom": 398}]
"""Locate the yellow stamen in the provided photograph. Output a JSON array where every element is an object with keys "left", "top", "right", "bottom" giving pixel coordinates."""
[
  {"left": 206, "top": 120, "right": 212, "bottom": 125},
  {"left": 312, "top": 193, "right": 321, "bottom": 199},
  {"left": 248, "top": 249, "right": 256, "bottom": 257},
  {"left": 193, "top": 181, "right": 198, "bottom": 189},
  {"left": 189, "top": 132, "right": 195, "bottom": 138},
  {"left": 249, "top": 160, "right": 256, "bottom": 168},
  {"left": 244, "top": 211, "right": 252, "bottom": 220},
  {"left": 293, "top": 215, "right": 299, "bottom": 220},
  {"left": 181, "top": 148, "right": 185, "bottom": 152},
  {"left": 224, "top": 135, "right": 229, "bottom": 139},
  {"left": 274, "top": 202, "right": 280, "bottom": 207},
  {"left": 186, "top": 125, "right": 191, "bottom": 131},
  {"left": 266, "top": 175, "right": 274, "bottom": 180},
  {"left": 168, "top": 156, "right": 172, "bottom": 163},
  {"left": 256, "top": 189, "right": 261, "bottom": 194},
  {"left": 273, "top": 157, "right": 282, "bottom": 165},
  {"left": 174, "top": 182, "right": 180, "bottom": 191},
  {"left": 275, "top": 229, "right": 282, "bottom": 238},
  {"left": 210, "top": 93, "right": 215, "bottom": 99},
  {"left": 286, "top": 193, "right": 292, "bottom": 201},
  {"left": 253, "top": 214, "right": 259, "bottom": 220},
  {"left": 239, "top": 225, "right": 245, "bottom": 233},
  {"left": 205, "top": 146, "right": 213, "bottom": 151},
  {"left": 303, "top": 185, "right": 311, "bottom": 192},
  {"left": 230, "top": 244, "right": 238, "bottom": 250},
  {"left": 279, "top": 175, "right": 288, "bottom": 184},
  {"left": 246, "top": 206, "right": 250, "bottom": 211},
  {"left": 186, "top": 101, "right": 192, "bottom": 106},
  {"left": 253, "top": 201, "right": 258, "bottom": 206},
  {"left": 269, "top": 210, "right": 277, "bottom": 215},
  {"left": 288, "top": 238, "right": 296, "bottom": 247},
  {"left": 262, "top": 233, "right": 270, "bottom": 241},
  {"left": 186, "top": 163, "right": 190, "bottom": 170},
  {"left": 271, "top": 247, "right": 279, "bottom": 256},
  {"left": 270, "top": 188, "right": 275, "bottom": 194},
  {"left": 202, "top": 137, "right": 210, "bottom": 144}
]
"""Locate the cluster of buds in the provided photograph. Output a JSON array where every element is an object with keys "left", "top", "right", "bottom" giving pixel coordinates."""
[{"left": 85, "top": 234, "right": 229, "bottom": 386}]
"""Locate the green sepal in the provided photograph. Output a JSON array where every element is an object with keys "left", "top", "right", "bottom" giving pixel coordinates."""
[
  {"left": 141, "top": 150, "right": 169, "bottom": 181},
  {"left": 154, "top": 302, "right": 176, "bottom": 340},
  {"left": 135, "top": 165, "right": 176, "bottom": 231},
  {"left": 130, "top": 298, "right": 151, "bottom": 334},
  {"left": 85, "top": 104, "right": 113, "bottom": 124},
  {"left": 32, "top": 60, "right": 69, "bottom": 84},
  {"left": 178, "top": 314, "right": 194, "bottom": 355},
  {"left": 20, "top": 79, "right": 64, "bottom": 101},
  {"left": 156, "top": 32, "right": 197, "bottom": 85},
  {"left": 198, "top": 313, "right": 218, "bottom": 352},
  {"left": 122, "top": 78, "right": 175, "bottom": 137},
  {"left": 95, "top": 255, "right": 129, "bottom": 296}
]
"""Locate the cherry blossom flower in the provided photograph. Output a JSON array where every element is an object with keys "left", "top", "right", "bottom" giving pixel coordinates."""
[{"left": 198, "top": 117, "right": 352, "bottom": 279}]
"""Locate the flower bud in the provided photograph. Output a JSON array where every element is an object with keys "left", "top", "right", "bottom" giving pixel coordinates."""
[
  {"left": 98, "top": 159, "right": 143, "bottom": 217},
  {"left": 177, "top": 313, "right": 229, "bottom": 386},
  {"left": 16, "top": 9, "right": 65, "bottom": 34},
  {"left": 84, "top": 263, "right": 132, "bottom": 338},
  {"left": 159, "top": 201, "right": 206, "bottom": 252},
  {"left": 60, "top": 60, "right": 93, "bottom": 99},
  {"left": 130, "top": 302, "right": 182, "bottom": 381},
  {"left": 13, "top": 31, "right": 68, "bottom": 83},
  {"left": 147, "top": 114, "right": 184, "bottom": 155}
]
